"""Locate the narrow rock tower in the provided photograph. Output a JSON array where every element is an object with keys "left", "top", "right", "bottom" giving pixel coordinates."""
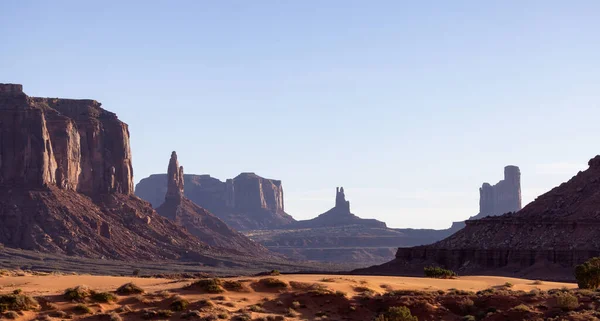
[{"left": 165, "top": 151, "right": 184, "bottom": 201}]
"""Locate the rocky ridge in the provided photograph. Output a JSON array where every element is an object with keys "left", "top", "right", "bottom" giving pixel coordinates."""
[{"left": 357, "top": 157, "right": 600, "bottom": 280}]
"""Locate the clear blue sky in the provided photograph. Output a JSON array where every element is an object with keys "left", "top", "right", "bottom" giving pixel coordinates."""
[{"left": 2, "top": 1, "right": 599, "bottom": 229}]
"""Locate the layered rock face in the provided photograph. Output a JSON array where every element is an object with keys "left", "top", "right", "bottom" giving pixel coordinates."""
[
  {"left": 292, "top": 187, "right": 386, "bottom": 228},
  {"left": 0, "top": 84, "right": 133, "bottom": 194},
  {"left": 155, "top": 152, "right": 274, "bottom": 257},
  {"left": 358, "top": 158, "right": 600, "bottom": 280},
  {"left": 0, "top": 84, "right": 212, "bottom": 260},
  {"left": 136, "top": 172, "right": 295, "bottom": 230}
]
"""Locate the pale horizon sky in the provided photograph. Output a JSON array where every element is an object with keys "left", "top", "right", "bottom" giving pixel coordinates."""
[{"left": 2, "top": 1, "right": 599, "bottom": 229}]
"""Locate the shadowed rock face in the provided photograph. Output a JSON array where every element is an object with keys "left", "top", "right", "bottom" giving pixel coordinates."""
[
  {"left": 0, "top": 84, "right": 133, "bottom": 194},
  {"left": 357, "top": 157, "right": 600, "bottom": 281},
  {"left": 155, "top": 152, "right": 274, "bottom": 257},
  {"left": 0, "top": 84, "right": 216, "bottom": 260},
  {"left": 136, "top": 172, "right": 295, "bottom": 231}
]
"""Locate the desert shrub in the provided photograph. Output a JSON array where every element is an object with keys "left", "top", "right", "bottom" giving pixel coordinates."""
[
  {"left": 532, "top": 280, "right": 543, "bottom": 285},
  {"left": 73, "top": 303, "right": 91, "bottom": 314},
  {"left": 182, "top": 310, "right": 202, "bottom": 319},
  {"left": 132, "top": 269, "right": 141, "bottom": 276},
  {"left": 116, "top": 283, "right": 145, "bottom": 295},
  {"left": 511, "top": 304, "right": 531, "bottom": 312},
  {"left": 248, "top": 304, "right": 264, "bottom": 312},
  {"left": 2, "top": 311, "right": 19, "bottom": 319},
  {"left": 504, "top": 282, "right": 514, "bottom": 288},
  {"left": 217, "top": 312, "right": 229, "bottom": 319},
  {"left": 169, "top": 296, "right": 189, "bottom": 311},
  {"left": 353, "top": 286, "right": 374, "bottom": 294},
  {"left": 157, "top": 309, "right": 173, "bottom": 317},
  {"left": 0, "top": 293, "right": 39, "bottom": 312},
  {"left": 374, "top": 306, "right": 418, "bottom": 321},
  {"left": 107, "top": 312, "right": 122, "bottom": 321},
  {"left": 188, "top": 278, "right": 224, "bottom": 293},
  {"left": 462, "top": 316, "right": 475, "bottom": 321},
  {"left": 198, "top": 298, "right": 214, "bottom": 307},
  {"left": 49, "top": 310, "right": 69, "bottom": 318},
  {"left": 91, "top": 291, "right": 117, "bottom": 303},
  {"left": 320, "top": 278, "right": 336, "bottom": 282},
  {"left": 231, "top": 312, "right": 251, "bottom": 321},
  {"left": 556, "top": 292, "right": 579, "bottom": 311},
  {"left": 258, "top": 278, "right": 288, "bottom": 289},
  {"left": 424, "top": 266, "right": 456, "bottom": 279},
  {"left": 575, "top": 257, "right": 600, "bottom": 289},
  {"left": 270, "top": 270, "right": 280, "bottom": 276},
  {"left": 222, "top": 280, "right": 245, "bottom": 292},
  {"left": 64, "top": 285, "right": 91, "bottom": 301},
  {"left": 12, "top": 289, "right": 22, "bottom": 295},
  {"left": 285, "top": 308, "right": 298, "bottom": 317}
]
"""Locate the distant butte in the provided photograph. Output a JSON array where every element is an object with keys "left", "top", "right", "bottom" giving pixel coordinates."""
[
  {"left": 291, "top": 187, "right": 386, "bottom": 228},
  {"left": 135, "top": 172, "right": 295, "bottom": 231}
]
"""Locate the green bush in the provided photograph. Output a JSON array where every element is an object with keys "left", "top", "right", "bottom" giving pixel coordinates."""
[
  {"left": 374, "top": 306, "right": 418, "bottom": 321},
  {"left": 64, "top": 286, "right": 91, "bottom": 301},
  {"left": 575, "top": 257, "right": 600, "bottom": 289},
  {"left": 0, "top": 294, "right": 38, "bottom": 312},
  {"left": 222, "top": 280, "right": 245, "bottom": 292},
  {"left": 116, "top": 283, "right": 145, "bottom": 295},
  {"left": 91, "top": 291, "right": 117, "bottom": 303},
  {"left": 188, "top": 278, "right": 225, "bottom": 293},
  {"left": 73, "top": 303, "right": 91, "bottom": 314},
  {"left": 258, "top": 278, "right": 288, "bottom": 289},
  {"left": 556, "top": 292, "right": 579, "bottom": 311},
  {"left": 169, "top": 296, "right": 189, "bottom": 311},
  {"left": 424, "top": 266, "right": 456, "bottom": 279}
]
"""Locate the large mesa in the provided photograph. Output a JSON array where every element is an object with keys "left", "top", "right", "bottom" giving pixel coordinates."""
[{"left": 0, "top": 84, "right": 209, "bottom": 260}]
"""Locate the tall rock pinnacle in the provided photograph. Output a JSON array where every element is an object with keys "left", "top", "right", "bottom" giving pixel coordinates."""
[
  {"left": 166, "top": 151, "right": 184, "bottom": 200},
  {"left": 335, "top": 187, "right": 350, "bottom": 212}
]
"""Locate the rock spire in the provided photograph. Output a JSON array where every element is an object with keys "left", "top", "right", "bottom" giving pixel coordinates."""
[{"left": 166, "top": 151, "right": 184, "bottom": 200}]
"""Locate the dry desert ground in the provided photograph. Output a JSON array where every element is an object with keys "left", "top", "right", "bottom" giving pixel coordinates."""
[{"left": 2, "top": 270, "right": 597, "bottom": 321}]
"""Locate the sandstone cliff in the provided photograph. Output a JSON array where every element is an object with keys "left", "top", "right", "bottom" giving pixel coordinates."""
[
  {"left": 136, "top": 172, "right": 295, "bottom": 230},
  {"left": 357, "top": 158, "right": 600, "bottom": 280},
  {"left": 155, "top": 152, "right": 274, "bottom": 257},
  {"left": 0, "top": 84, "right": 214, "bottom": 260}
]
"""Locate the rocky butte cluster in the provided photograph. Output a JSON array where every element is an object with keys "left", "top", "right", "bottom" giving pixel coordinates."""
[
  {"left": 136, "top": 172, "right": 295, "bottom": 230},
  {"left": 155, "top": 152, "right": 273, "bottom": 256},
  {"left": 0, "top": 84, "right": 217, "bottom": 260},
  {"left": 359, "top": 158, "right": 600, "bottom": 280}
]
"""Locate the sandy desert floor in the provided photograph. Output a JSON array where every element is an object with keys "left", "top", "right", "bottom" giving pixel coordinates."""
[{"left": 1, "top": 270, "right": 594, "bottom": 321}]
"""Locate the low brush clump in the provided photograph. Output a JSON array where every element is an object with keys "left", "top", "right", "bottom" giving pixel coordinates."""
[
  {"left": 116, "top": 283, "right": 145, "bottom": 295},
  {"left": 187, "top": 278, "right": 225, "bottom": 293},
  {"left": 424, "top": 266, "right": 457, "bottom": 279},
  {"left": 257, "top": 278, "right": 288, "bottom": 289},
  {"left": 222, "top": 280, "right": 245, "bottom": 292},
  {"left": 64, "top": 285, "right": 92, "bottom": 301},
  {"left": 0, "top": 293, "right": 39, "bottom": 312},
  {"left": 374, "top": 306, "right": 418, "bottom": 321}
]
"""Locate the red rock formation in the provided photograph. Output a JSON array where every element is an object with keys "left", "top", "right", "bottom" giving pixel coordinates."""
[
  {"left": 156, "top": 152, "right": 274, "bottom": 257},
  {"left": 136, "top": 172, "right": 295, "bottom": 231},
  {"left": 0, "top": 84, "right": 213, "bottom": 260},
  {"left": 358, "top": 157, "right": 600, "bottom": 280}
]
